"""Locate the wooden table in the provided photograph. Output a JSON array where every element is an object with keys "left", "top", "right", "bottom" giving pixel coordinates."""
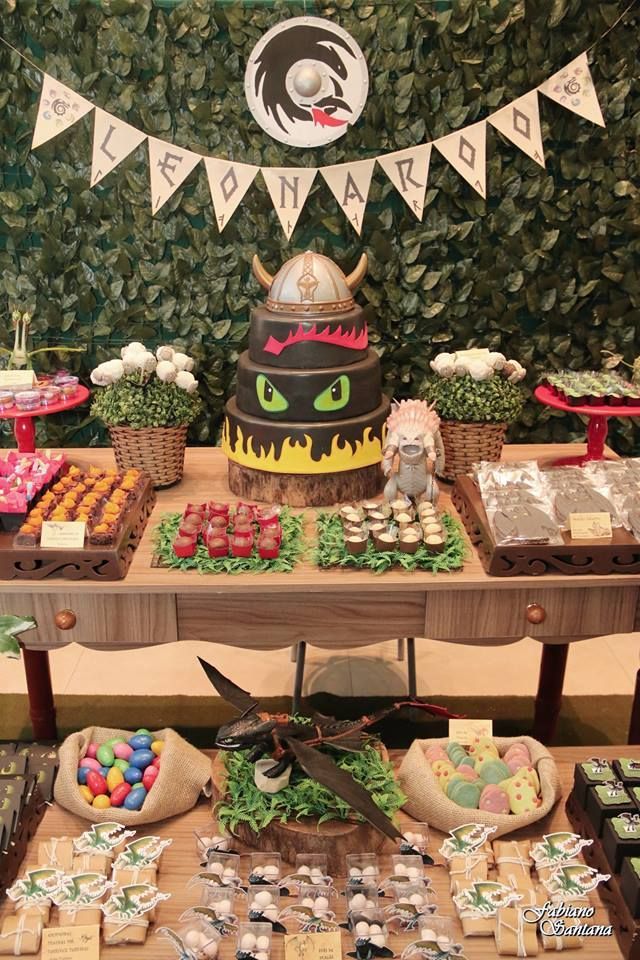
[
  {"left": 0, "top": 746, "right": 629, "bottom": 959},
  {"left": 3, "top": 444, "right": 639, "bottom": 743}
]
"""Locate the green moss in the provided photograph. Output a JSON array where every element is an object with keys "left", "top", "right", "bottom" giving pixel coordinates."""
[
  {"left": 421, "top": 374, "right": 525, "bottom": 424},
  {"left": 91, "top": 378, "right": 202, "bottom": 429},
  {"left": 217, "top": 743, "right": 405, "bottom": 834}
]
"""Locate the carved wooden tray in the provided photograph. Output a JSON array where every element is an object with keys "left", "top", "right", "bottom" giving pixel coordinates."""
[
  {"left": 0, "top": 476, "right": 155, "bottom": 581},
  {"left": 566, "top": 789, "right": 640, "bottom": 960},
  {"left": 452, "top": 475, "right": 640, "bottom": 577}
]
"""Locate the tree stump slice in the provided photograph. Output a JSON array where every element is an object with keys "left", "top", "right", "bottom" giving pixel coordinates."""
[
  {"left": 211, "top": 751, "right": 390, "bottom": 875},
  {"left": 228, "top": 462, "right": 383, "bottom": 507}
]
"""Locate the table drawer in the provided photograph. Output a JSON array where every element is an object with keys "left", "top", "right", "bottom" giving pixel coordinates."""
[
  {"left": 0, "top": 593, "right": 178, "bottom": 650},
  {"left": 177, "top": 592, "right": 426, "bottom": 649},
  {"left": 425, "top": 586, "right": 638, "bottom": 641}
]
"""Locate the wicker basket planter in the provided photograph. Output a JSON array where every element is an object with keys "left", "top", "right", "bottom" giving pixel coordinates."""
[
  {"left": 438, "top": 420, "right": 507, "bottom": 482},
  {"left": 108, "top": 424, "right": 188, "bottom": 488}
]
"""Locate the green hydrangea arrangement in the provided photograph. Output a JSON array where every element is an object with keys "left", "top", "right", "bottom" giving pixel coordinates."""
[
  {"left": 90, "top": 342, "right": 202, "bottom": 429},
  {"left": 421, "top": 350, "right": 526, "bottom": 424}
]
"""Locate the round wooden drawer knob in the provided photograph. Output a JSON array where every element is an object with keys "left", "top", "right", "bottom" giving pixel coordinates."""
[
  {"left": 526, "top": 603, "right": 546, "bottom": 625},
  {"left": 54, "top": 609, "right": 76, "bottom": 630}
]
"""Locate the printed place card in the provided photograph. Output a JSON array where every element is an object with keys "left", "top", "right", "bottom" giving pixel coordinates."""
[
  {"left": 448, "top": 718, "right": 493, "bottom": 744},
  {"left": 0, "top": 369, "right": 36, "bottom": 388},
  {"left": 284, "top": 932, "right": 342, "bottom": 960},
  {"left": 42, "top": 924, "right": 100, "bottom": 960},
  {"left": 569, "top": 512, "right": 612, "bottom": 540},
  {"left": 41, "top": 520, "right": 86, "bottom": 549}
]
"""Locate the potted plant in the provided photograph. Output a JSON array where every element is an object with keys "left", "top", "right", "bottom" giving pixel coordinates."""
[
  {"left": 420, "top": 350, "right": 526, "bottom": 481},
  {"left": 91, "top": 343, "right": 202, "bottom": 488}
]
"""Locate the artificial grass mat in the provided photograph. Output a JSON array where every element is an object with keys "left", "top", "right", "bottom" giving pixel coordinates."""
[{"left": 1, "top": 693, "right": 632, "bottom": 747}]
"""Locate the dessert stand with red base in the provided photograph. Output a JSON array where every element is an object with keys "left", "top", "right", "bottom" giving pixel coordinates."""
[
  {"left": 0, "top": 385, "right": 90, "bottom": 454},
  {"left": 535, "top": 384, "right": 640, "bottom": 466}
]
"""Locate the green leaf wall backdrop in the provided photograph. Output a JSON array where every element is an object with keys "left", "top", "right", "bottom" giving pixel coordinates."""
[{"left": 0, "top": 0, "right": 638, "bottom": 450}]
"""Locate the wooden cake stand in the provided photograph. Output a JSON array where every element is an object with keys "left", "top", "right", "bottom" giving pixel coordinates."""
[
  {"left": 0, "top": 385, "right": 90, "bottom": 453},
  {"left": 535, "top": 384, "right": 640, "bottom": 466}
]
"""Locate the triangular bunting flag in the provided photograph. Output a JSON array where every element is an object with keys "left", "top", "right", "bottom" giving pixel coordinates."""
[
  {"left": 434, "top": 121, "right": 487, "bottom": 199},
  {"left": 377, "top": 145, "right": 432, "bottom": 221},
  {"left": 32, "top": 74, "right": 93, "bottom": 150},
  {"left": 320, "top": 159, "right": 376, "bottom": 235},
  {"left": 538, "top": 52, "right": 605, "bottom": 127},
  {"left": 204, "top": 158, "right": 260, "bottom": 232},
  {"left": 148, "top": 138, "right": 202, "bottom": 214},
  {"left": 261, "top": 167, "right": 317, "bottom": 240},
  {"left": 90, "top": 108, "right": 147, "bottom": 187},
  {"left": 488, "top": 91, "right": 545, "bottom": 168}
]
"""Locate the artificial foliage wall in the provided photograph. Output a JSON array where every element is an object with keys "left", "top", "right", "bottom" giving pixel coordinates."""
[{"left": 0, "top": 0, "right": 638, "bottom": 450}]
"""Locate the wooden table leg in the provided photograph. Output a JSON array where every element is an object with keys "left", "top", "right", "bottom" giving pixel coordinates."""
[
  {"left": 533, "top": 642, "right": 569, "bottom": 744},
  {"left": 22, "top": 648, "right": 57, "bottom": 740}
]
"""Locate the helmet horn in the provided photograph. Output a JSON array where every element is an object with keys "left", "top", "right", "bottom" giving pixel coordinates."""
[
  {"left": 252, "top": 255, "right": 274, "bottom": 290},
  {"left": 345, "top": 253, "right": 368, "bottom": 292}
]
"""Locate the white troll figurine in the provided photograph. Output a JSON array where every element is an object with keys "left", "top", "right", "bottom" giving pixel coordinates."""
[{"left": 382, "top": 399, "right": 445, "bottom": 505}]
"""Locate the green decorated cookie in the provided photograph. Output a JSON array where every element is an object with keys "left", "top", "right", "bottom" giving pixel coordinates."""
[
  {"left": 447, "top": 778, "right": 481, "bottom": 808},
  {"left": 447, "top": 741, "right": 465, "bottom": 759},
  {"left": 479, "top": 759, "right": 511, "bottom": 785}
]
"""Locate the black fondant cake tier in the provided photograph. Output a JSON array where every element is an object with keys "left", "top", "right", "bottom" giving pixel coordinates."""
[
  {"left": 223, "top": 395, "right": 390, "bottom": 475},
  {"left": 235, "top": 349, "right": 381, "bottom": 423},
  {"left": 248, "top": 305, "right": 368, "bottom": 369}
]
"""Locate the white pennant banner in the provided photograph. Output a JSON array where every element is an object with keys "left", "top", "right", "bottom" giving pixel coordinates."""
[
  {"left": 538, "top": 52, "right": 605, "bottom": 127},
  {"left": 489, "top": 91, "right": 545, "bottom": 167},
  {"left": 261, "top": 167, "right": 317, "bottom": 240},
  {"left": 434, "top": 121, "right": 487, "bottom": 199},
  {"left": 204, "top": 158, "right": 260, "bottom": 232},
  {"left": 148, "top": 138, "right": 202, "bottom": 214},
  {"left": 377, "top": 144, "right": 432, "bottom": 221},
  {"left": 320, "top": 159, "right": 376, "bottom": 235},
  {"left": 91, "top": 108, "right": 147, "bottom": 186},
  {"left": 32, "top": 74, "right": 93, "bottom": 150}
]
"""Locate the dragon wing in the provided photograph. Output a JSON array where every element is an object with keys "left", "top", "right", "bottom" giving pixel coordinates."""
[
  {"left": 286, "top": 738, "right": 404, "bottom": 843},
  {"left": 198, "top": 657, "right": 258, "bottom": 714}
]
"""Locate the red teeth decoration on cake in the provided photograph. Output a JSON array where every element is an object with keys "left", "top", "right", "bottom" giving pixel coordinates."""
[{"left": 264, "top": 323, "right": 368, "bottom": 357}]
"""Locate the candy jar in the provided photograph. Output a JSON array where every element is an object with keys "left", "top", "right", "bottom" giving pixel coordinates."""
[
  {"left": 206, "top": 851, "right": 241, "bottom": 886},
  {"left": 346, "top": 853, "right": 379, "bottom": 886},
  {"left": 237, "top": 922, "right": 272, "bottom": 960},
  {"left": 194, "top": 824, "right": 232, "bottom": 863},
  {"left": 294, "top": 853, "right": 330, "bottom": 886},
  {"left": 200, "top": 884, "right": 245, "bottom": 923},
  {"left": 298, "top": 883, "right": 335, "bottom": 920},
  {"left": 385, "top": 882, "right": 436, "bottom": 932},
  {"left": 58, "top": 375, "right": 79, "bottom": 398},
  {"left": 247, "top": 884, "right": 280, "bottom": 924},
  {"left": 351, "top": 909, "right": 389, "bottom": 957},
  {"left": 389, "top": 854, "right": 424, "bottom": 883},
  {"left": 346, "top": 885, "right": 379, "bottom": 915},
  {"left": 249, "top": 853, "right": 281, "bottom": 885},
  {"left": 0, "top": 390, "right": 13, "bottom": 411},
  {"left": 400, "top": 825, "right": 430, "bottom": 858},
  {"left": 402, "top": 917, "right": 457, "bottom": 959},
  {"left": 168, "top": 919, "right": 221, "bottom": 959}
]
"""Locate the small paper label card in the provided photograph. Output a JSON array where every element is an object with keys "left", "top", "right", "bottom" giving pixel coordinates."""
[
  {"left": 448, "top": 718, "right": 493, "bottom": 744},
  {"left": 284, "top": 931, "right": 343, "bottom": 960},
  {"left": 0, "top": 370, "right": 36, "bottom": 388},
  {"left": 569, "top": 512, "right": 612, "bottom": 540},
  {"left": 42, "top": 924, "right": 100, "bottom": 960},
  {"left": 41, "top": 521, "right": 86, "bottom": 549}
]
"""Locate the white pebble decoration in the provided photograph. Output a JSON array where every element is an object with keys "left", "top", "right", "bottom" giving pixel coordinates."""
[
  {"left": 215, "top": 899, "right": 232, "bottom": 916},
  {"left": 409, "top": 893, "right": 425, "bottom": 907},
  {"left": 311, "top": 867, "right": 324, "bottom": 884},
  {"left": 210, "top": 861, "right": 224, "bottom": 875},
  {"left": 256, "top": 936, "right": 270, "bottom": 951},
  {"left": 363, "top": 866, "right": 377, "bottom": 877},
  {"left": 263, "top": 865, "right": 279, "bottom": 880},
  {"left": 185, "top": 930, "right": 201, "bottom": 948},
  {"left": 241, "top": 934, "right": 257, "bottom": 951},
  {"left": 302, "top": 897, "right": 315, "bottom": 908},
  {"left": 355, "top": 922, "right": 370, "bottom": 936},
  {"left": 223, "top": 867, "right": 236, "bottom": 877},
  {"left": 349, "top": 867, "right": 361, "bottom": 878},
  {"left": 298, "top": 866, "right": 311, "bottom": 876},
  {"left": 253, "top": 891, "right": 273, "bottom": 908},
  {"left": 315, "top": 896, "right": 329, "bottom": 912},
  {"left": 369, "top": 925, "right": 382, "bottom": 935},
  {"left": 350, "top": 893, "right": 366, "bottom": 910},
  {"left": 406, "top": 867, "right": 421, "bottom": 880},
  {"left": 420, "top": 928, "right": 436, "bottom": 941},
  {"left": 262, "top": 905, "right": 278, "bottom": 922},
  {"left": 394, "top": 863, "right": 409, "bottom": 877},
  {"left": 437, "top": 936, "right": 452, "bottom": 950}
]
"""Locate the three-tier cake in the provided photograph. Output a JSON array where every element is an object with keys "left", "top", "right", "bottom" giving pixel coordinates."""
[{"left": 222, "top": 250, "right": 389, "bottom": 505}]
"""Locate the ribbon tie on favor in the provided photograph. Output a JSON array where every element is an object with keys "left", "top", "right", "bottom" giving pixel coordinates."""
[{"left": 497, "top": 912, "right": 528, "bottom": 957}]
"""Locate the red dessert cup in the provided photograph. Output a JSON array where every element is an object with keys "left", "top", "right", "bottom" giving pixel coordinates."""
[
  {"left": 184, "top": 502, "right": 206, "bottom": 517},
  {"left": 235, "top": 502, "right": 255, "bottom": 520},
  {"left": 208, "top": 515, "right": 228, "bottom": 531},
  {"left": 258, "top": 536, "right": 280, "bottom": 560},
  {"left": 179, "top": 518, "right": 201, "bottom": 538},
  {"left": 208, "top": 501, "right": 229, "bottom": 519},
  {"left": 231, "top": 536, "right": 253, "bottom": 558},
  {"left": 231, "top": 526, "right": 254, "bottom": 541},
  {"left": 173, "top": 535, "right": 197, "bottom": 558},
  {"left": 207, "top": 535, "right": 229, "bottom": 558}
]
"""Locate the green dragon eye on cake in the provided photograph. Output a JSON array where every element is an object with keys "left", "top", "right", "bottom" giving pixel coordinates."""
[
  {"left": 256, "top": 374, "right": 289, "bottom": 413},
  {"left": 314, "top": 375, "right": 350, "bottom": 412}
]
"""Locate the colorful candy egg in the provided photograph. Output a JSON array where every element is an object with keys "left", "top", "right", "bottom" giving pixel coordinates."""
[
  {"left": 77, "top": 767, "right": 89, "bottom": 786},
  {"left": 142, "top": 765, "right": 159, "bottom": 791},
  {"left": 113, "top": 743, "right": 133, "bottom": 761},
  {"left": 106, "top": 767, "right": 124, "bottom": 792},
  {"left": 123, "top": 786, "right": 147, "bottom": 810},
  {"left": 105, "top": 737, "right": 125, "bottom": 747},
  {"left": 85, "top": 742, "right": 99, "bottom": 759},
  {"left": 129, "top": 749, "right": 154, "bottom": 769},
  {"left": 128, "top": 734, "right": 153, "bottom": 751},
  {"left": 124, "top": 766, "right": 143, "bottom": 785},
  {"left": 114, "top": 759, "right": 130, "bottom": 773},
  {"left": 93, "top": 794, "right": 111, "bottom": 809},
  {"left": 79, "top": 785, "right": 93, "bottom": 803},
  {"left": 79, "top": 757, "right": 101, "bottom": 772},
  {"left": 152, "top": 756, "right": 161, "bottom": 769},
  {"left": 96, "top": 744, "right": 115, "bottom": 767},
  {"left": 86, "top": 771, "right": 107, "bottom": 796},
  {"left": 98, "top": 766, "right": 110, "bottom": 778},
  {"left": 135, "top": 728, "right": 152, "bottom": 735},
  {"left": 151, "top": 740, "right": 164, "bottom": 756},
  {"left": 110, "top": 783, "right": 131, "bottom": 807}
]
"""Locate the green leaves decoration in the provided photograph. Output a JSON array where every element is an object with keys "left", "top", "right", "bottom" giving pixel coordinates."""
[
  {"left": 0, "top": 1, "right": 638, "bottom": 451},
  {"left": 91, "top": 378, "right": 202, "bottom": 428},
  {"left": 0, "top": 615, "right": 37, "bottom": 659},
  {"left": 421, "top": 373, "right": 525, "bottom": 423}
]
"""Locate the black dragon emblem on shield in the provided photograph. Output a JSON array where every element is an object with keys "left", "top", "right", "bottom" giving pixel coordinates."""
[{"left": 252, "top": 23, "right": 358, "bottom": 132}]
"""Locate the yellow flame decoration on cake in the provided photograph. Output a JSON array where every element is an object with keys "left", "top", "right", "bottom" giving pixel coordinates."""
[{"left": 222, "top": 420, "right": 384, "bottom": 474}]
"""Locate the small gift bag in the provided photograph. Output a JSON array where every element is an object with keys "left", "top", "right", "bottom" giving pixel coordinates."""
[
  {"left": 0, "top": 915, "right": 43, "bottom": 956},
  {"left": 495, "top": 907, "right": 539, "bottom": 956}
]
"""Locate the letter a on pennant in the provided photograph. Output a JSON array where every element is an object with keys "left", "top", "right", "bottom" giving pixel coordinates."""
[
  {"left": 377, "top": 145, "right": 432, "bottom": 221},
  {"left": 320, "top": 159, "right": 376, "bottom": 235},
  {"left": 488, "top": 91, "right": 545, "bottom": 168},
  {"left": 90, "top": 108, "right": 147, "bottom": 186},
  {"left": 538, "top": 52, "right": 605, "bottom": 127},
  {"left": 261, "top": 167, "right": 317, "bottom": 240},
  {"left": 433, "top": 121, "right": 487, "bottom": 199},
  {"left": 32, "top": 74, "right": 93, "bottom": 150},
  {"left": 204, "top": 158, "right": 259, "bottom": 232},
  {"left": 148, "top": 137, "right": 202, "bottom": 215}
]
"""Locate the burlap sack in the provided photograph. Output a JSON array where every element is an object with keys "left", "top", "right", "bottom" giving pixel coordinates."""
[
  {"left": 398, "top": 736, "right": 561, "bottom": 839},
  {"left": 54, "top": 726, "right": 211, "bottom": 825}
]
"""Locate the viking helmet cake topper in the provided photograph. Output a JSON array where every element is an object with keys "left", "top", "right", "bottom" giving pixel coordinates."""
[{"left": 245, "top": 17, "right": 369, "bottom": 148}]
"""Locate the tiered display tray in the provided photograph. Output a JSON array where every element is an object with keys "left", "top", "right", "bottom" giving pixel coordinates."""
[{"left": 452, "top": 474, "right": 640, "bottom": 577}]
